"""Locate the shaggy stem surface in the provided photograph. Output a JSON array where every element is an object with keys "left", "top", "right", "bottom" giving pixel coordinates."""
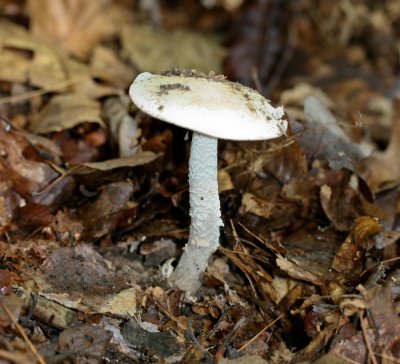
[{"left": 169, "top": 132, "right": 223, "bottom": 293}]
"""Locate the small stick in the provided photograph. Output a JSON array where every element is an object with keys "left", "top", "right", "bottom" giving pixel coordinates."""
[
  {"left": 237, "top": 313, "right": 284, "bottom": 352},
  {"left": 359, "top": 312, "right": 378, "bottom": 364},
  {"left": 0, "top": 76, "right": 85, "bottom": 105},
  {"left": 1, "top": 302, "right": 46, "bottom": 364}
]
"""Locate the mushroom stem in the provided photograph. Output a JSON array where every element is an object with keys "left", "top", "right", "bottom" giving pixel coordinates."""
[{"left": 170, "top": 132, "right": 223, "bottom": 293}]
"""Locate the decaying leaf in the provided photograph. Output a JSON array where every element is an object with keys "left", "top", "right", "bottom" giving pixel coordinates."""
[
  {"left": 58, "top": 325, "right": 112, "bottom": 362},
  {"left": 34, "top": 244, "right": 137, "bottom": 317},
  {"left": 122, "top": 319, "right": 185, "bottom": 363}
]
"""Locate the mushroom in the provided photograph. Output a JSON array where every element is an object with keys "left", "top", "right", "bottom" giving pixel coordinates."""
[{"left": 129, "top": 69, "right": 287, "bottom": 294}]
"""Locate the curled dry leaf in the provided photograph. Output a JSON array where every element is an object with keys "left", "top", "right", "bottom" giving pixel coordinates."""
[
  {"left": 331, "top": 216, "right": 381, "bottom": 275},
  {"left": 318, "top": 168, "right": 380, "bottom": 232},
  {"left": 103, "top": 96, "right": 141, "bottom": 158}
]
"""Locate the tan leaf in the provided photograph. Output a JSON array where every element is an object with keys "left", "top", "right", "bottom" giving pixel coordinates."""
[
  {"left": 28, "top": 0, "right": 125, "bottom": 59},
  {"left": 121, "top": 24, "right": 224, "bottom": 74},
  {"left": 30, "top": 94, "right": 105, "bottom": 134}
]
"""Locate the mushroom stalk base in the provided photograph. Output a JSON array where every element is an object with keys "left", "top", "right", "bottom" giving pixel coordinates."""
[{"left": 169, "top": 132, "right": 223, "bottom": 293}]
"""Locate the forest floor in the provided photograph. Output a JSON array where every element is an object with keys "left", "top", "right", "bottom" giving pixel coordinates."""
[{"left": 0, "top": 1, "right": 400, "bottom": 363}]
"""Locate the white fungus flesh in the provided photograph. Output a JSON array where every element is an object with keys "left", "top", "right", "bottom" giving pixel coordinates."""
[{"left": 129, "top": 69, "right": 287, "bottom": 294}]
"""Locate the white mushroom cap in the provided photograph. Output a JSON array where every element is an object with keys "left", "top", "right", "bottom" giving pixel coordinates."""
[{"left": 129, "top": 70, "right": 287, "bottom": 141}]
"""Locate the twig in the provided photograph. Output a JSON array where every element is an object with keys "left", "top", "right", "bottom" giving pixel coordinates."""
[
  {"left": 360, "top": 257, "right": 400, "bottom": 277},
  {"left": 151, "top": 297, "right": 186, "bottom": 332},
  {"left": 0, "top": 76, "right": 85, "bottom": 105},
  {"left": 359, "top": 313, "right": 378, "bottom": 364},
  {"left": 237, "top": 313, "right": 284, "bottom": 352},
  {"left": 215, "top": 316, "right": 248, "bottom": 362},
  {"left": 185, "top": 320, "right": 213, "bottom": 360},
  {"left": 1, "top": 302, "right": 46, "bottom": 364}
]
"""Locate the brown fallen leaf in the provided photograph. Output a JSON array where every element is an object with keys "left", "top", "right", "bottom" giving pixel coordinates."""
[
  {"left": 103, "top": 96, "right": 142, "bottom": 158},
  {"left": 0, "top": 49, "right": 30, "bottom": 83},
  {"left": 303, "top": 96, "right": 368, "bottom": 172},
  {"left": 331, "top": 216, "right": 381, "bottom": 275},
  {"left": 318, "top": 168, "right": 378, "bottom": 231},
  {"left": 30, "top": 93, "right": 105, "bottom": 134},
  {"left": 16, "top": 202, "right": 53, "bottom": 231},
  {"left": 360, "top": 96, "right": 400, "bottom": 193},
  {"left": 90, "top": 45, "right": 134, "bottom": 89},
  {"left": 121, "top": 319, "right": 185, "bottom": 363},
  {"left": 35, "top": 244, "right": 138, "bottom": 317},
  {"left": 276, "top": 255, "right": 325, "bottom": 287},
  {"left": 76, "top": 151, "right": 160, "bottom": 172},
  {"left": 0, "top": 19, "right": 118, "bottom": 99},
  {"left": 121, "top": 23, "right": 224, "bottom": 73},
  {"left": 28, "top": 0, "right": 127, "bottom": 59},
  {"left": 78, "top": 181, "right": 136, "bottom": 239},
  {"left": 58, "top": 325, "right": 112, "bottom": 362},
  {"left": 329, "top": 271, "right": 400, "bottom": 362}
]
